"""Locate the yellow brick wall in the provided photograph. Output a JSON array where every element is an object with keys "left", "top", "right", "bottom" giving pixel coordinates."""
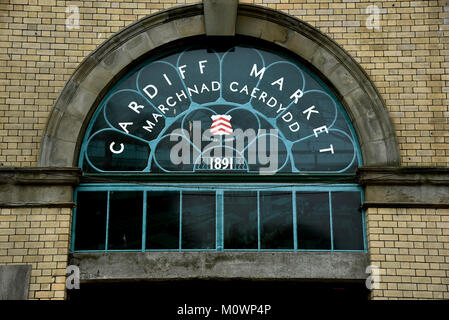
[
  {"left": 366, "top": 207, "right": 449, "bottom": 300},
  {"left": 0, "top": 207, "right": 72, "bottom": 300},
  {"left": 0, "top": 0, "right": 448, "bottom": 167}
]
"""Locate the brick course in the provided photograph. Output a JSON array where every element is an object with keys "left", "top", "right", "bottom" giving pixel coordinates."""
[{"left": 366, "top": 207, "right": 449, "bottom": 300}]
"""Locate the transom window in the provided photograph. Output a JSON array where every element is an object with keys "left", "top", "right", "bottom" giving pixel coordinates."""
[
  {"left": 72, "top": 38, "right": 365, "bottom": 253},
  {"left": 73, "top": 185, "right": 364, "bottom": 252}
]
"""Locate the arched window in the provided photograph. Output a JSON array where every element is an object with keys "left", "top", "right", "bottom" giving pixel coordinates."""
[{"left": 71, "top": 38, "right": 366, "bottom": 253}]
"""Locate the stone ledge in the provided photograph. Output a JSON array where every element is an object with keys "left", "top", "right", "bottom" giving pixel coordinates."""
[
  {"left": 358, "top": 166, "right": 449, "bottom": 208},
  {"left": 358, "top": 166, "right": 449, "bottom": 185},
  {"left": 0, "top": 167, "right": 81, "bottom": 207},
  {"left": 0, "top": 167, "right": 81, "bottom": 185},
  {"left": 70, "top": 251, "right": 369, "bottom": 281}
]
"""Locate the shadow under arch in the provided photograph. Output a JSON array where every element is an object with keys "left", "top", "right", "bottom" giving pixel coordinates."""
[{"left": 38, "top": 3, "right": 400, "bottom": 167}]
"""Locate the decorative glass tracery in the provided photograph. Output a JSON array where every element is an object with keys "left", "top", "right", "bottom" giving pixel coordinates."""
[{"left": 80, "top": 42, "right": 361, "bottom": 174}]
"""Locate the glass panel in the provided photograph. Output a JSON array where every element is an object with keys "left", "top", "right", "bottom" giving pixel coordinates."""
[
  {"left": 259, "top": 191, "right": 293, "bottom": 249},
  {"left": 332, "top": 192, "right": 364, "bottom": 250},
  {"left": 296, "top": 192, "right": 331, "bottom": 250},
  {"left": 84, "top": 130, "right": 150, "bottom": 172},
  {"left": 181, "top": 192, "right": 216, "bottom": 249},
  {"left": 74, "top": 191, "right": 107, "bottom": 251},
  {"left": 146, "top": 191, "right": 180, "bottom": 249},
  {"left": 73, "top": 187, "right": 365, "bottom": 252},
  {"left": 223, "top": 191, "right": 258, "bottom": 249},
  {"left": 108, "top": 191, "right": 143, "bottom": 250}
]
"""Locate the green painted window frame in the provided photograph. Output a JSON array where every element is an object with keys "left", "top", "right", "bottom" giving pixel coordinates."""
[{"left": 71, "top": 184, "right": 367, "bottom": 253}]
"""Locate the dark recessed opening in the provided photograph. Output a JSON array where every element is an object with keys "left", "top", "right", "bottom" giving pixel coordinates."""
[{"left": 67, "top": 279, "right": 370, "bottom": 303}]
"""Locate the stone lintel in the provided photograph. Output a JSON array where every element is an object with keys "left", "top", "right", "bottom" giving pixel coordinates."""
[
  {"left": 0, "top": 167, "right": 81, "bottom": 207},
  {"left": 70, "top": 251, "right": 369, "bottom": 281},
  {"left": 358, "top": 166, "right": 449, "bottom": 208}
]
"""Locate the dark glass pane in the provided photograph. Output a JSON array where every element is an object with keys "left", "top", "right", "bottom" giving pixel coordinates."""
[
  {"left": 296, "top": 192, "right": 331, "bottom": 249},
  {"left": 146, "top": 191, "right": 180, "bottom": 249},
  {"left": 74, "top": 191, "right": 107, "bottom": 251},
  {"left": 85, "top": 130, "right": 150, "bottom": 172},
  {"left": 260, "top": 191, "right": 293, "bottom": 249},
  {"left": 108, "top": 191, "right": 143, "bottom": 250},
  {"left": 182, "top": 192, "right": 216, "bottom": 249},
  {"left": 223, "top": 191, "right": 258, "bottom": 249},
  {"left": 332, "top": 192, "right": 364, "bottom": 250}
]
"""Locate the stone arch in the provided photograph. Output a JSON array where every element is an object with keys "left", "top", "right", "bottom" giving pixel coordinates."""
[{"left": 38, "top": 3, "right": 400, "bottom": 167}]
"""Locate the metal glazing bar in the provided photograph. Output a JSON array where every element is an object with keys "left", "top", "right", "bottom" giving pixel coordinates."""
[
  {"left": 105, "top": 191, "right": 110, "bottom": 251},
  {"left": 292, "top": 191, "right": 297, "bottom": 250},
  {"left": 257, "top": 191, "right": 261, "bottom": 251},
  {"left": 70, "top": 190, "right": 78, "bottom": 252},
  {"left": 329, "top": 191, "right": 334, "bottom": 251},
  {"left": 216, "top": 190, "right": 224, "bottom": 251},
  {"left": 142, "top": 191, "right": 147, "bottom": 251},
  {"left": 179, "top": 190, "right": 182, "bottom": 251}
]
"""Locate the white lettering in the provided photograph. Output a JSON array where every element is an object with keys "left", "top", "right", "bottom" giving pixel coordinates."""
[
  {"left": 289, "top": 89, "right": 304, "bottom": 104},
  {"left": 250, "top": 87, "right": 260, "bottom": 99},
  {"left": 187, "top": 85, "right": 199, "bottom": 96},
  {"left": 176, "top": 90, "right": 187, "bottom": 102},
  {"left": 250, "top": 64, "right": 266, "bottom": 79},
  {"left": 240, "top": 85, "right": 248, "bottom": 95},
  {"left": 314, "top": 125, "right": 328, "bottom": 137},
  {"left": 109, "top": 142, "right": 124, "bottom": 154},
  {"left": 118, "top": 122, "right": 133, "bottom": 134},
  {"left": 230, "top": 81, "right": 239, "bottom": 92},
  {"left": 259, "top": 91, "right": 268, "bottom": 102},
  {"left": 143, "top": 84, "right": 158, "bottom": 99},
  {"left": 303, "top": 105, "right": 319, "bottom": 120},
  {"left": 163, "top": 73, "right": 172, "bottom": 86},
  {"left": 271, "top": 77, "right": 284, "bottom": 91},
  {"left": 289, "top": 122, "right": 300, "bottom": 132},
  {"left": 200, "top": 83, "right": 210, "bottom": 93},
  {"left": 282, "top": 112, "right": 293, "bottom": 122},
  {"left": 211, "top": 81, "right": 220, "bottom": 91},
  {"left": 158, "top": 104, "right": 169, "bottom": 114},
  {"left": 178, "top": 65, "right": 187, "bottom": 79},
  {"left": 166, "top": 96, "right": 176, "bottom": 107},
  {"left": 128, "top": 101, "right": 144, "bottom": 114},
  {"left": 276, "top": 103, "right": 286, "bottom": 114},
  {"left": 201, "top": 83, "right": 210, "bottom": 93},
  {"left": 319, "top": 144, "right": 334, "bottom": 154},
  {"left": 152, "top": 112, "right": 163, "bottom": 123},
  {"left": 143, "top": 120, "right": 156, "bottom": 133},
  {"left": 199, "top": 60, "right": 207, "bottom": 74},
  {"left": 267, "top": 96, "right": 277, "bottom": 107}
]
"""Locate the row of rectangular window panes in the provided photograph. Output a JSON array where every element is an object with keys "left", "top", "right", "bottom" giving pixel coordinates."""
[{"left": 73, "top": 190, "right": 364, "bottom": 251}]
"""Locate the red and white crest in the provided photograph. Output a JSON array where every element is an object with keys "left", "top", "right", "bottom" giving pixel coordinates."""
[{"left": 210, "top": 115, "right": 233, "bottom": 135}]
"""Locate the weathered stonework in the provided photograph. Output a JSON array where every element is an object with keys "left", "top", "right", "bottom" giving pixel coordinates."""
[
  {"left": 0, "top": 207, "right": 73, "bottom": 300},
  {"left": 359, "top": 167, "right": 449, "bottom": 208},
  {"left": 70, "top": 251, "right": 369, "bottom": 281},
  {"left": 0, "top": 167, "right": 80, "bottom": 207}
]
